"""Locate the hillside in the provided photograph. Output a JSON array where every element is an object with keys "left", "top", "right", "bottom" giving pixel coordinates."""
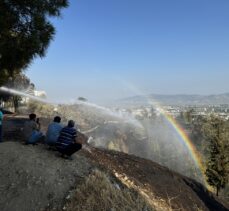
[
  {"left": 0, "top": 116, "right": 228, "bottom": 211},
  {"left": 118, "top": 93, "right": 229, "bottom": 106},
  {"left": 1, "top": 142, "right": 228, "bottom": 211}
]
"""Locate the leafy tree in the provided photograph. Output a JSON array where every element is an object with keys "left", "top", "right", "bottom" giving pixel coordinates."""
[
  {"left": 0, "top": 0, "right": 69, "bottom": 85},
  {"left": 11, "top": 73, "right": 31, "bottom": 112},
  {"left": 203, "top": 116, "right": 229, "bottom": 196},
  {"left": 0, "top": 73, "right": 31, "bottom": 112},
  {"left": 190, "top": 115, "right": 208, "bottom": 149},
  {"left": 0, "top": 69, "right": 10, "bottom": 86},
  {"left": 180, "top": 109, "right": 194, "bottom": 124},
  {"left": 78, "top": 97, "right": 88, "bottom": 102}
]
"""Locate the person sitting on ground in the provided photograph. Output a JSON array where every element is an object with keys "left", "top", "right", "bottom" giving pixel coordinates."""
[
  {"left": 0, "top": 107, "right": 3, "bottom": 143},
  {"left": 55, "top": 120, "right": 82, "bottom": 160},
  {"left": 45, "top": 116, "right": 63, "bottom": 148},
  {"left": 24, "top": 113, "right": 44, "bottom": 145}
]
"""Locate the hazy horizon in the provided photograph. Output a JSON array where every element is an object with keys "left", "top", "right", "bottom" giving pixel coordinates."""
[{"left": 26, "top": 0, "right": 229, "bottom": 104}]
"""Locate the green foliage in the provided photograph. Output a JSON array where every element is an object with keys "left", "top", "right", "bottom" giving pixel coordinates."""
[
  {"left": 0, "top": 0, "right": 69, "bottom": 85},
  {"left": 190, "top": 115, "right": 208, "bottom": 150},
  {"left": 0, "top": 72, "right": 31, "bottom": 111},
  {"left": 180, "top": 109, "right": 194, "bottom": 124},
  {"left": 78, "top": 97, "right": 88, "bottom": 102},
  {"left": 203, "top": 116, "right": 229, "bottom": 196},
  {"left": 0, "top": 69, "right": 10, "bottom": 86}
]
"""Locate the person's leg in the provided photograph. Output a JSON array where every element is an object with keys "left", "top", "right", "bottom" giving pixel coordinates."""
[
  {"left": 46, "top": 138, "right": 57, "bottom": 147},
  {"left": 27, "top": 131, "right": 43, "bottom": 144},
  {"left": 56, "top": 147, "right": 65, "bottom": 155},
  {"left": 47, "top": 141, "right": 57, "bottom": 151},
  {"left": 55, "top": 143, "right": 67, "bottom": 156},
  {"left": 64, "top": 143, "right": 82, "bottom": 156},
  {"left": 0, "top": 125, "right": 2, "bottom": 142}
]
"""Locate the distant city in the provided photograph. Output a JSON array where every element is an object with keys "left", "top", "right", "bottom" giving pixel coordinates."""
[
  {"left": 114, "top": 104, "right": 229, "bottom": 121},
  {"left": 111, "top": 93, "right": 229, "bottom": 120}
]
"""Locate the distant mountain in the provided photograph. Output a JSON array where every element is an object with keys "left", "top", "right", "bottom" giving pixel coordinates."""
[{"left": 118, "top": 93, "right": 229, "bottom": 106}]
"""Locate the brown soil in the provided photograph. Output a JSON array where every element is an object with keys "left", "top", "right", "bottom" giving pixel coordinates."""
[
  {"left": 0, "top": 142, "right": 93, "bottom": 211},
  {"left": 1, "top": 115, "right": 228, "bottom": 211},
  {"left": 82, "top": 147, "right": 229, "bottom": 211}
]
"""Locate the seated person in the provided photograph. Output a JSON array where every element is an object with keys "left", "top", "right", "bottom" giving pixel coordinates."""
[
  {"left": 46, "top": 116, "right": 63, "bottom": 147},
  {"left": 0, "top": 107, "right": 3, "bottom": 143},
  {"left": 24, "top": 113, "right": 43, "bottom": 144},
  {"left": 55, "top": 120, "right": 82, "bottom": 159}
]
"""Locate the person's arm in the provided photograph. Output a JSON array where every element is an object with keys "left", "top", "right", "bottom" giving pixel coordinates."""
[
  {"left": 0, "top": 112, "right": 3, "bottom": 122},
  {"left": 75, "top": 139, "right": 83, "bottom": 145},
  {"left": 75, "top": 131, "right": 88, "bottom": 145},
  {"left": 32, "top": 121, "right": 39, "bottom": 131},
  {"left": 36, "top": 118, "right": 41, "bottom": 130}
]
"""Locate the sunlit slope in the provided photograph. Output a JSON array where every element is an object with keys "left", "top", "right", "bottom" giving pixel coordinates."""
[{"left": 0, "top": 141, "right": 228, "bottom": 211}]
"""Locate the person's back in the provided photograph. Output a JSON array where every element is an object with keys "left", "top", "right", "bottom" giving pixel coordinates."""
[
  {"left": 24, "top": 119, "right": 38, "bottom": 140},
  {"left": 24, "top": 113, "right": 43, "bottom": 144},
  {"left": 46, "top": 116, "right": 63, "bottom": 146},
  {"left": 56, "top": 126, "right": 77, "bottom": 150},
  {"left": 0, "top": 109, "right": 3, "bottom": 142},
  {"left": 0, "top": 110, "right": 3, "bottom": 125},
  {"left": 56, "top": 120, "right": 82, "bottom": 159}
]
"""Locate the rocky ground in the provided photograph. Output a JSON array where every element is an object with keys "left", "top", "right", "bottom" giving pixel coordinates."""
[{"left": 0, "top": 115, "right": 228, "bottom": 211}]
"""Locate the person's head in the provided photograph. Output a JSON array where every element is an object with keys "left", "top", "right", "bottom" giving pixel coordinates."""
[
  {"left": 29, "top": 113, "right": 36, "bottom": 121},
  {"left": 53, "top": 116, "right": 61, "bottom": 123},
  {"left": 68, "top": 120, "right": 75, "bottom": 128}
]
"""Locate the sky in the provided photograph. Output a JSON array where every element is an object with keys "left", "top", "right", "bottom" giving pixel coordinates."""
[{"left": 27, "top": 0, "right": 229, "bottom": 104}]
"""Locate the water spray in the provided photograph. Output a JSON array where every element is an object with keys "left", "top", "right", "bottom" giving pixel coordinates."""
[
  {"left": 73, "top": 100, "right": 143, "bottom": 129},
  {"left": 0, "top": 86, "right": 143, "bottom": 129},
  {"left": 0, "top": 86, "right": 50, "bottom": 104}
]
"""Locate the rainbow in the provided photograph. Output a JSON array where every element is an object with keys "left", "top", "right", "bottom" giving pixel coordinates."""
[
  {"left": 147, "top": 100, "right": 207, "bottom": 186},
  {"left": 119, "top": 80, "right": 207, "bottom": 186},
  {"left": 157, "top": 107, "right": 207, "bottom": 184}
]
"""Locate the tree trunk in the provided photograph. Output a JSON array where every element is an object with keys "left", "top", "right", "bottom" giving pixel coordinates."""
[{"left": 13, "top": 97, "right": 19, "bottom": 113}]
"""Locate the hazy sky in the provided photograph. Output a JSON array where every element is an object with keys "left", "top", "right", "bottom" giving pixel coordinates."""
[{"left": 27, "top": 0, "right": 229, "bottom": 104}]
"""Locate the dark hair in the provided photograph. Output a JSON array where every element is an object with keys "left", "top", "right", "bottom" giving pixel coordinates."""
[
  {"left": 54, "top": 116, "right": 61, "bottom": 123},
  {"left": 68, "top": 120, "right": 75, "bottom": 128},
  {"left": 29, "top": 113, "right": 36, "bottom": 120}
]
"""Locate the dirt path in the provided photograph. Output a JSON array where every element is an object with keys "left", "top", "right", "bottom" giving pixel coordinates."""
[{"left": 0, "top": 142, "right": 92, "bottom": 211}]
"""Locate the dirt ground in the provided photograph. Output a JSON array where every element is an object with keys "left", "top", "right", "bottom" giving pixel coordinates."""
[
  {"left": 0, "top": 115, "right": 228, "bottom": 211},
  {"left": 0, "top": 142, "right": 93, "bottom": 211}
]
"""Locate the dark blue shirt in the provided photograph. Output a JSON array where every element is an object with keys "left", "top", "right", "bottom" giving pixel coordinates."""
[{"left": 56, "top": 126, "right": 77, "bottom": 149}]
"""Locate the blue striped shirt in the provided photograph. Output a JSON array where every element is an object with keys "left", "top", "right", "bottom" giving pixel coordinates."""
[{"left": 56, "top": 126, "right": 77, "bottom": 149}]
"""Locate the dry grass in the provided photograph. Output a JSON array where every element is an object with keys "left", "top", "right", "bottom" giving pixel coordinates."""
[
  {"left": 64, "top": 169, "right": 155, "bottom": 211},
  {"left": 113, "top": 171, "right": 175, "bottom": 211}
]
